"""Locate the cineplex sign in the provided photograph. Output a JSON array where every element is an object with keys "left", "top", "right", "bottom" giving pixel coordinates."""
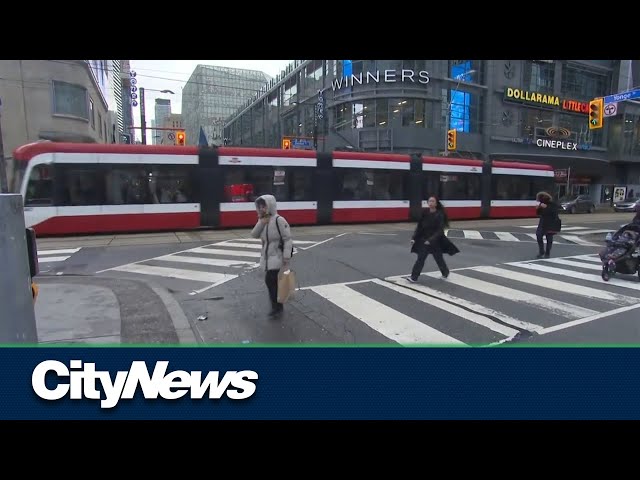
[
  {"left": 504, "top": 87, "right": 590, "bottom": 114},
  {"left": 332, "top": 70, "right": 430, "bottom": 91}
]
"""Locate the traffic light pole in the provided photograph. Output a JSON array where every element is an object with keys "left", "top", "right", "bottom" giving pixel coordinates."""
[
  {"left": 0, "top": 101, "right": 9, "bottom": 193},
  {"left": 140, "top": 87, "right": 147, "bottom": 145}
]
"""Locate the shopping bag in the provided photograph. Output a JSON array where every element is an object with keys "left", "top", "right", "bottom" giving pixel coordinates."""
[{"left": 277, "top": 269, "right": 297, "bottom": 303}]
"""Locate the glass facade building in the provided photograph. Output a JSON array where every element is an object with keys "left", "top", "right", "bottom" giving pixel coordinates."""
[
  {"left": 224, "top": 60, "right": 640, "bottom": 205},
  {"left": 182, "top": 65, "right": 271, "bottom": 146}
]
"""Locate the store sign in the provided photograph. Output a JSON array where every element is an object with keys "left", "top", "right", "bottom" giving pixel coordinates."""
[
  {"left": 504, "top": 87, "right": 590, "bottom": 115},
  {"left": 536, "top": 139, "right": 580, "bottom": 150},
  {"left": 331, "top": 69, "right": 430, "bottom": 91}
]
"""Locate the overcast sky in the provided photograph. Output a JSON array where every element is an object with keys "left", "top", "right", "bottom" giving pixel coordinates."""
[{"left": 129, "top": 60, "right": 293, "bottom": 142}]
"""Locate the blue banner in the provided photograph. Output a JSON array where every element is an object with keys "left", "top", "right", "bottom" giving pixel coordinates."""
[{"left": 2, "top": 347, "right": 640, "bottom": 420}]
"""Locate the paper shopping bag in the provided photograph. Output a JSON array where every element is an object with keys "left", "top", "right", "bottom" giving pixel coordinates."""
[{"left": 277, "top": 269, "right": 297, "bottom": 303}]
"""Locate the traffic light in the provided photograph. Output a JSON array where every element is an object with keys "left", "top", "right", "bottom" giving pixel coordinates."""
[
  {"left": 282, "top": 138, "right": 291, "bottom": 149},
  {"left": 176, "top": 131, "right": 186, "bottom": 146},
  {"left": 589, "top": 98, "right": 604, "bottom": 130},
  {"left": 447, "top": 129, "right": 457, "bottom": 151}
]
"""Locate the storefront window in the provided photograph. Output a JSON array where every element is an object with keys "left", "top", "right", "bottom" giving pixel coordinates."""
[
  {"left": 561, "top": 65, "right": 610, "bottom": 101},
  {"left": 523, "top": 61, "right": 555, "bottom": 92},
  {"left": 520, "top": 108, "right": 554, "bottom": 140}
]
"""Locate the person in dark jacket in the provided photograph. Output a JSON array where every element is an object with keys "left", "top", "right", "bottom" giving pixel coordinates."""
[
  {"left": 633, "top": 203, "right": 640, "bottom": 224},
  {"left": 535, "top": 191, "right": 561, "bottom": 259},
  {"left": 408, "top": 196, "right": 459, "bottom": 282}
]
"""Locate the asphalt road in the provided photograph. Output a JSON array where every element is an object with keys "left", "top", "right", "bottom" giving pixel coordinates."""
[{"left": 32, "top": 213, "right": 640, "bottom": 346}]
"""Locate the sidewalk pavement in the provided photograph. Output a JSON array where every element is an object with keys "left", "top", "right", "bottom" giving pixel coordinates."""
[
  {"left": 35, "top": 211, "right": 627, "bottom": 250},
  {"left": 34, "top": 277, "right": 201, "bottom": 345}
]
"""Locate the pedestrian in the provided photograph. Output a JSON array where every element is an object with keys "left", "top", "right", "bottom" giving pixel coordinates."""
[
  {"left": 535, "top": 191, "right": 561, "bottom": 259},
  {"left": 251, "top": 194, "right": 294, "bottom": 317},
  {"left": 632, "top": 203, "right": 640, "bottom": 224},
  {"left": 408, "top": 196, "right": 459, "bottom": 282}
]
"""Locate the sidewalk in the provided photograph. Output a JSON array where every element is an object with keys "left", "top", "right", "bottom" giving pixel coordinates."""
[{"left": 34, "top": 277, "right": 200, "bottom": 345}]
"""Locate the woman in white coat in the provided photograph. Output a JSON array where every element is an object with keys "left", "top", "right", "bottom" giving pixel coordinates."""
[{"left": 251, "top": 194, "right": 294, "bottom": 316}]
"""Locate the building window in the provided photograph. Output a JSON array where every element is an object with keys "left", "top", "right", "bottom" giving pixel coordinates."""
[
  {"left": 523, "top": 61, "right": 555, "bottom": 92},
  {"left": 561, "top": 64, "right": 610, "bottom": 101},
  {"left": 97, "top": 113, "right": 103, "bottom": 138},
  {"left": 52, "top": 80, "right": 88, "bottom": 119},
  {"left": 558, "top": 113, "right": 603, "bottom": 147},
  {"left": 448, "top": 61, "right": 481, "bottom": 133},
  {"left": 520, "top": 108, "right": 554, "bottom": 140},
  {"left": 89, "top": 98, "right": 95, "bottom": 129},
  {"left": 336, "top": 169, "right": 407, "bottom": 200}
]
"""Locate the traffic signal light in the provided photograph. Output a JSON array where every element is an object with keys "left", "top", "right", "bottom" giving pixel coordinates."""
[
  {"left": 282, "top": 138, "right": 291, "bottom": 149},
  {"left": 176, "top": 131, "right": 186, "bottom": 146},
  {"left": 589, "top": 98, "right": 604, "bottom": 130},
  {"left": 447, "top": 129, "right": 457, "bottom": 151}
]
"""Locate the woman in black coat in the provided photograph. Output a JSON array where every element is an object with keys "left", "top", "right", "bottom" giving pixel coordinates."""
[
  {"left": 408, "top": 196, "right": 459, "bottom": 282},
  {"left": 535, "top": 191, "right": 561, "bottom": 259}
]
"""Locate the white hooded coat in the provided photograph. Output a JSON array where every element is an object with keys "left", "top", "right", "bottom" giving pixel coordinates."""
[{"left": 250, "top": 194, "right": 294, "bottom": 271}]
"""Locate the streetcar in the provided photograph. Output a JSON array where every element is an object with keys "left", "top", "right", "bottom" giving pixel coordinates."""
[{"left": 14, "top": 141, "right": 554, "bottom": 236}]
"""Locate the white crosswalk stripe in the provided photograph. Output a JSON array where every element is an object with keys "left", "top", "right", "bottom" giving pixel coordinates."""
[
  {"left": 98, "top": 238, "right": 326, "bottom": 294},
  {"left": 37, "top": 248, "right": 82, "bottom": 264},
  {"left": 445, "top": 229, "right": 601, "bottom": 246},
  {"left": 297, "top": 254, "right": 640, "bottom": 347}
]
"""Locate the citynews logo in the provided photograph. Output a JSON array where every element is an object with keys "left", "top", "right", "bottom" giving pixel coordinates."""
[{"left": 31, "top": 360, "right": 259, "bottom": 409}]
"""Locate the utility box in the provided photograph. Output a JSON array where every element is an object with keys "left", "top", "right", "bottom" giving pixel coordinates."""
[{"left": 0, "top": 194, "right": 38, "bottom": 343}]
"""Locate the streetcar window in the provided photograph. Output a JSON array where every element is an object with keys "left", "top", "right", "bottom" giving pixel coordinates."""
[
  {"left": 492, "top": 175, "right": 554, "bottom": 200},
  {"left": 60, "top": 166, "right": 106, "bottom": 206},
  {"left": 102, "top": 165, "right": 195, "bottom": 205},
  {"left": 336, "top": 169, "right": 406, "bottom": 201},
  {"left": 25, "top": 165, "right": 53, "bottom": 206},
  {"left": 423, "top": 172, "right": 481, "bottom": 200},
  {"left": 223, "top": 167, "right": 314, "bottom": 202}
]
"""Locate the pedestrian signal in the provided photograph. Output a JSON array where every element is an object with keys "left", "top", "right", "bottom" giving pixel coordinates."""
[
  {"left": 447, "top": 129, "right": 457, "bottom": 151},
  {"left": 176, "top": 131, "right": 186, "bottom": 146},
  {"left": 282, "top": 138, "right": 291, "bottom": 150}
]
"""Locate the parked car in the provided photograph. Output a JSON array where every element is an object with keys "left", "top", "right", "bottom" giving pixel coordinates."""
[
  {"left": 613, "top": 197, "right": 640, "bottom": 213},
  {"left": 558, "top": 195, "right": 596, "bottom": 214}
]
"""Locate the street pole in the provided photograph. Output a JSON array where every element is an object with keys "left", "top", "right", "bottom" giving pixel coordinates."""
[
  {"left": 443, "top": 102, "right": 450, "bottom": 157},
  {"left": 140, "top": 87, "right": 147, "bottom": 145},
  {"left": 0, "top": 194, "right": 38, "bottom": 343},
  {"left": 0, "top": 98, "right": 9, "bottom": 193}
]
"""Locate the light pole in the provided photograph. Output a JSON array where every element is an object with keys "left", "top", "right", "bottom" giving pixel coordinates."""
[
  {"left": 443, "top": 69, "right": 476, "bottom": 156},
  {"left": 139, "top": 88, "right": 175, "bottom": 145},
  {"left": 0, "top": 97, "right": 8, "bottom": 193}
]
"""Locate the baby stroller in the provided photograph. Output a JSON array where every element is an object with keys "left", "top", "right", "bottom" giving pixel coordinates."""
[{"left": 600, "top": 223, "right": 640, "bottom": 281}]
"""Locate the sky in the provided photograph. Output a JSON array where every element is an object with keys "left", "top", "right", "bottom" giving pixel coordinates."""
[{"left": 129, "top": 60, "right": 293, "bottom": 142}]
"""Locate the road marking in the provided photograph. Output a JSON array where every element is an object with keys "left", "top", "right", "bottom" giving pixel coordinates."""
[
  {"left": 387, "top": 277, "right": 542, "bottom": 332},
  {"left": 471, "top": 265, "right": 638, "bottom": 306},
  {"left": 373, "top": 279, "right": 519, "bottom": 337},
  {"left": 215, "top": 241, "right": 263, "bottom": 249},
  {"left": 422, "top": 271, "right": 598, "bottom": 319},
  {"left": 494, "top": 232, "right": 519, "bottom": 241},
  {"left": 109, "top": 263, "right": 236, "bottom": 284},
  {"left": 154, "top": 254, "right": 256, "bottom": 267},
  {"left": 309, "top": 283, "right": 464, "bottom": 345},
  {"left": 463, "top": 230, "right": 484, "bottom": 239},
  {"left": 37, "top": 248, "right": 81, "bottom": 255},
  {"left": 187, "top": 247, "right": 261, "bottom": 258},
  {"left": 538, "top": 303, "right": 640, "bottom": 335},
  {"left": 38, "top": 256, "right": 71, "bottom": 263},
  {"left": 557, "top": 235, "right": 599, "bottom": 246},
  {"left": 507, "top": 262, "right": 640, "bottom": 291},
  {"left": 301, "top": 232, "right": 350, "bottom": 250},
  {"left": 538, "top": 258, "right": 602, "bottom": 271}
]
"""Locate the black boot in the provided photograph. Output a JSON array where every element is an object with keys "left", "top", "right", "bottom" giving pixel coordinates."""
[{"left": 269, "top": 302, "right": 283, "bottom": 316}]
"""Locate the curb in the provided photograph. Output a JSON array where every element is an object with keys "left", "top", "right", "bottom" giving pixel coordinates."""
[{"left": 151, "top": 286, "right": 203, "bottom": 345}]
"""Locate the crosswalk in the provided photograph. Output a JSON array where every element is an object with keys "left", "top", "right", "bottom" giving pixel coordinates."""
[
  {"left": 297, "top": 253, "right": 640, "bottom": 346},
  {"left": 38, "top": 248, "right": 82, "bottom": 264},
  {"left": 446, "top": 228, "right": 604, "bottom": 246},
  {"left": 517, "top": 225, "right": 613, "bottom": 235},
  {"left": 98, "top": 237, "right": 322, "bottom": 295}
]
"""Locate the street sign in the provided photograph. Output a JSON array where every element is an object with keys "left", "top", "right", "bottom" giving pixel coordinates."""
[
  {"left": 604, "top": 88, "right": 640, "bottom": 105},
  {"left": 604, "top": 102, "right": 617, "bottom": 117}
]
